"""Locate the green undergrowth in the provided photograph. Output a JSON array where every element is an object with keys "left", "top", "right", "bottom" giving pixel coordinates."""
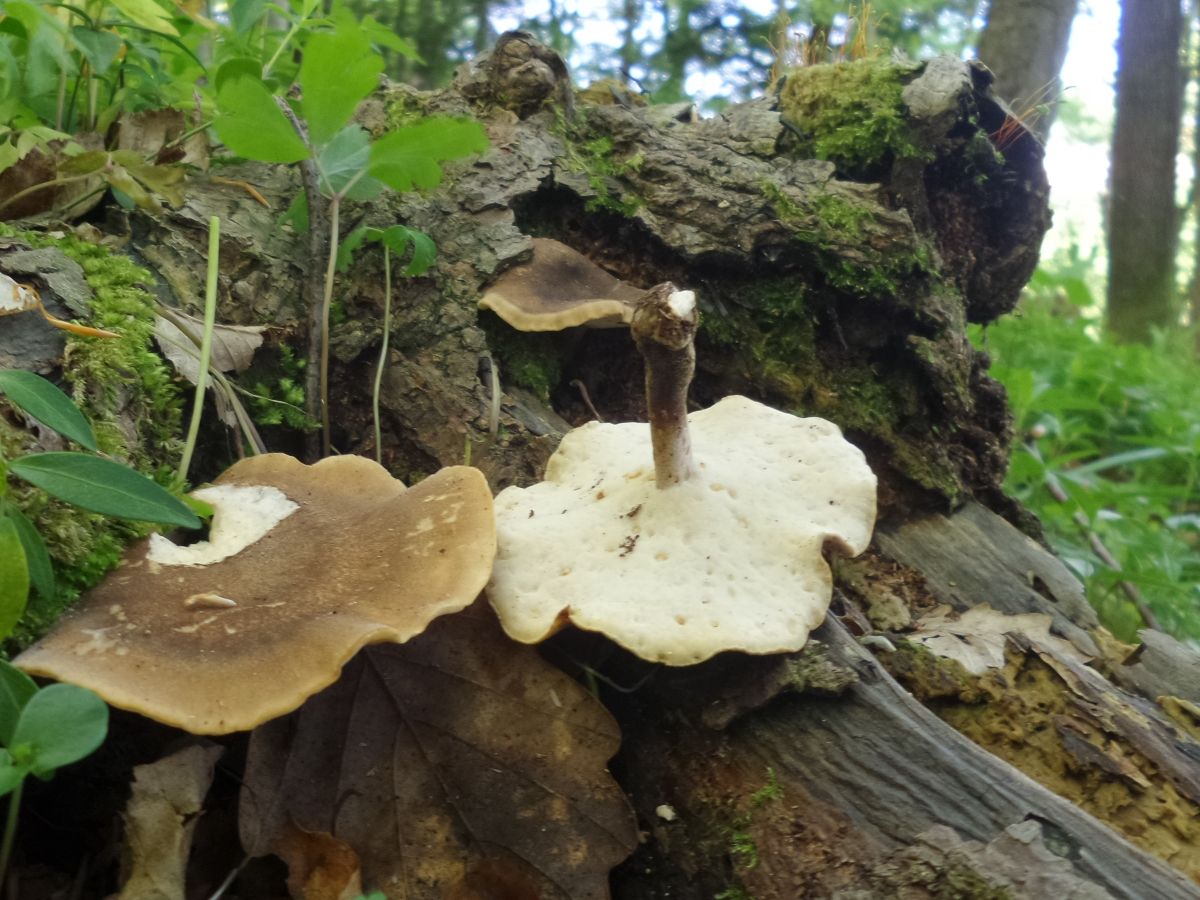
[
  {"left": 974, "top": 255, "right": 1200, "bottom": 641},
  {"left": 779, "top": 57, "right": 923, "bottom": 177},
  {"left": 0, "top": 225, "right": 184, "bottom": 650}
]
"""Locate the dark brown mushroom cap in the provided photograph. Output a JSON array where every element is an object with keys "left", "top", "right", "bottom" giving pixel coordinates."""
[
  {"left": 479, "top": 238, "right": 645, "bottom": 330},
  {"left": 16, "top": 454, "right": 496, "bottom": 734}
]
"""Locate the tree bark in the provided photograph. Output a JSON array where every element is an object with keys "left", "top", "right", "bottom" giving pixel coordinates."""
[
  {"left": 1107, "top": 0, "right": 1185, "bottom": 342},
  {"left": 18, "top": 35, "right": 1200, "bottom": 898},
  {"left": 976, "top": 0, "right": 1079, "bottom": 140}
]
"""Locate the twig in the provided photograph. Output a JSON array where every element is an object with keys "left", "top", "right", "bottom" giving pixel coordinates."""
[
  {"left": 487, "top": 355, "right": 501, "bottom": 436},
  {"left": 570, "top": 379, "right": 603, "bottom": 422},
  {"left": 275, "top": 96, "right": 327, "bottom": 461}
]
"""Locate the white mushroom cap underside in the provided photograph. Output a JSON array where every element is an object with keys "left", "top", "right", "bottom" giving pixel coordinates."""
[{"left": 487, "top": 395, "right": 877, "bottom": 665}]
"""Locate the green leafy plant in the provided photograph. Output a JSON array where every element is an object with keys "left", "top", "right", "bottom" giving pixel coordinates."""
[
  {"left": 974, "top": 251, "right": 1200, "bottom": 641},
  {"left": 0, "top": 658, "right": 108, "bottom": 885},
  {"left": 211, "top": 12, "right": 487, "bottom": 455},
  {"left": 0, "top": 368, "right": 201, "bottom": 639}
]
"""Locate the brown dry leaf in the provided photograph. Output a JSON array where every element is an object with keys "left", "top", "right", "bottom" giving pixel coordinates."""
[
  {"left": 118, "top": 743, "right": 224, "bottom": 900},
  {"left": 239, "top": 601, "right": 637, "bottom": 900},
  {"left": 276, "top": 823, "right": 363, "bottom": 900},
  {"left": 908, "top": 604, "right": 1088, "bottom": 675},
  {"left": 153, "top": 310, "right": 268, "bottom": 383},
  {"left": 17, "top": 455, "right": 495, "bottom": 733}
]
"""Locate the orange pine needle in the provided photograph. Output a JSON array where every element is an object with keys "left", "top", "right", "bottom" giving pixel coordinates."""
[
  {"left": 27, "top": 286, "right": 122, "bottom": 339},
  {"left": 211, "top": 175, "right": 270, "bottom": 207}
]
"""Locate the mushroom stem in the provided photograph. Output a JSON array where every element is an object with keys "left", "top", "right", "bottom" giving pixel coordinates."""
[{"left": 632, "top": 283, "right": 698, "bottom": 488}]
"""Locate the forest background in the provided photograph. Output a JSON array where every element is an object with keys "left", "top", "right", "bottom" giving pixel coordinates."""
[{"left": 361, "top": 0, "right": 1197, "bottom": 644}]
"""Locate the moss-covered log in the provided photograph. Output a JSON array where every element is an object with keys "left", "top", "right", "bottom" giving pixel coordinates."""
[{"left": 5, "top": 33, "right": 1199, "bottom": 900}]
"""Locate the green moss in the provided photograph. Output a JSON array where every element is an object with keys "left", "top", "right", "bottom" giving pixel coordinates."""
[
  {"left": 0, "top": 226, "right": 185, "bottom": 650},
  {"left": 479, "top": 314, "right": 565, "bottom": 400},
  {"left": 780, "top": 58, "right": 923, "bottom": 175},
  {"left": 728, "top": 825, "right": 758, "bottom": 870},
  {"left": 561, "top": 126, "right": 644, "bottom": 216},
  {"left": 245, "top": 345, "right": 314, "bottom": 430},
  {"left": 700, "top": 274, "right": 966, "bottom": 501},
  {"left": 748, "top": 768, "right": 784, "bottom": 808},
  {"left": 382, "top": 86, "right": 430, "bottom": 130},
  {"left": 760, "top": 179, "right": 932, "bottom": 298}
]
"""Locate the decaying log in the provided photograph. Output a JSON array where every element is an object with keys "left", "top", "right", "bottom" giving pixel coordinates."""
[{"left": 7, "top": 33, "right": 1200, "bottom": 899}]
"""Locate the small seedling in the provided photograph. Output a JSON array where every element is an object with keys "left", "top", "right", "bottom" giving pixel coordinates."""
[
  {"left": 0, "top": 659, "right": 108, "bottom": 884},
  {"left": 336, "top": 224, "right": 435, "bottom": 462}
]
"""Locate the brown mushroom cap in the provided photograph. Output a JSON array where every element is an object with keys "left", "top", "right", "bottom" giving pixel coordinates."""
[
  {"left": 16, "top": 454, "right": 496, "bottom": 734},
  {"left": 479, "top": 238, "right": 646, "bottom": 330}
]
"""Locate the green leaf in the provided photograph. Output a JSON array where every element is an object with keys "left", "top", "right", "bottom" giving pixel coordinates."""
[
  {"left": 11, "top": 683, "right": 108, "bottom": 777},
  {"left": 229, "top": 0, "right": 269, "bottom": 34},
  {"left": 213, "top": 56, "right": 262, "bottom": 93},
  {"left": 384, "top": 226, "right": 435, "bottom": 275},
  {"left": 9, "top": 453, "right": 202, "bottom": 529},
  {"left": 0, "top": 751, "right": 26, "bottom": 798},
  {"left": 367, "top": 118, "right": 488, "bottom": 193},
  {"left": 0, "top": 661, "right": 38, "bottom": 746},
  {"left": 215, "top": 75, "right": 309, "bottom": 164},
  {"left": 58, "top": 150, "right": 110, "bottom": 177},
  {"left": 108, "top": 0, "right": 178, "bottom": 35},
  {"left": 70, "top": 26, "right": 122, "bottom": 75},
  {"left": 359, "top": 15, "right": 418, "bottom": 58},
  {"left": 0, "top": 139, "right": 17, "bottom": 174},
  {"left": 279, "top": 191, "right": 309, "bottom": 231},
  {"left": 0, "top": 370, "right": 98, "bottom": 450},
  {"left": 336, "top": 224, "right": 373, "bottom": 272},
  {"left": 316, "top": 125, "right": 384, "bottom": 201},
  {"left": 298, "top": 26, "right": 383, "bottom": 145},
  {"left": 4, "top": 507, "right": 54, "bottom": 605},
  {"left": 106, "top": 164, "right": 158, "bottom": 211},
  {"left": 0, "top": 518, "right": 29, "bottom": 642}
]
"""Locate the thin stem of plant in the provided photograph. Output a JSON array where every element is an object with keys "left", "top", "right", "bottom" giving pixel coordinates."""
[
  {"left": 0, "top": 171, "right": 101, "bottom": 216},
  {"left": 175, "top": 216, "right": 220, "bottom": 491},
  {"left": 0, "top": 779, "right": 25, "bottom": 889},
  {"left": 372, "top": 248, "right": 392, "bottom": 463},
  {"left": 274, "top": 97, "right": 327, "bottom": 461},
  {"left": 319, "top": 195, "right": 341, "bottom": 457}
]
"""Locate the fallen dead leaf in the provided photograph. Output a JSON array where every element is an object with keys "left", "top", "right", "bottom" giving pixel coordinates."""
[
  {"left": 239, "top": 601, "right": 637, "bottom": 900},
  {"left": 908, "top": 604, "right": 1088, "bottom": 675},
  {"left": 118, "top": 743, "right": 224, "bottom": 900},
  {"left": 275, "top": 823, "right": 363, "bottom": 900},
  {"left": 154, "top": 310, "right": 268, "bottom": 384}
]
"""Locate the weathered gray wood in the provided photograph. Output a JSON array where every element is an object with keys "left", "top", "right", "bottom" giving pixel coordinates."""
[
  {"left": 875, "top": 500, "right": 1101, "bottom": 654},
  {"left": 614, "top": 618, "right": 1200, "bottom": 899}
]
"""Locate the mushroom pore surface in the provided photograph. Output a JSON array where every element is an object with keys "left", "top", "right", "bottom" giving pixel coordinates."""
[{"left": 487, "top": 396, "right": 877, "bottom": 665}]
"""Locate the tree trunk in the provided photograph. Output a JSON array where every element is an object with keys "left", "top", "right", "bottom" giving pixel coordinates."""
[
  {"left": 9, "top": 35, "right": 1200, "bottom": 899},
  {"left": 976, "top": 0, "right": 1078, "bottom": 140},
  {"left": 1107, "top": 0, "right": 1185, "bottom": 342}
]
